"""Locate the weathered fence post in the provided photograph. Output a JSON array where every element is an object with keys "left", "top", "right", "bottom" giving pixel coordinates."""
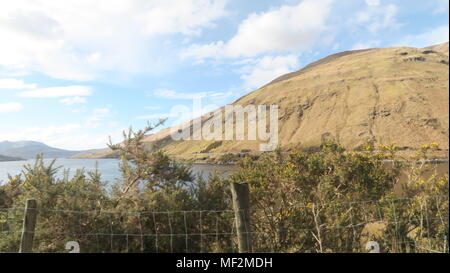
[
  {"left": 230, "top": 182, "right": 252, "bottom": 253},
  {"left": 19, "top": 199, "right": 37, "bottom": 253}
]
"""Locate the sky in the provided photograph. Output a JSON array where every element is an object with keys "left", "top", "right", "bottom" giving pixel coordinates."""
[{"left": 0, "top": 0, "right": 448, "bottom": 150}]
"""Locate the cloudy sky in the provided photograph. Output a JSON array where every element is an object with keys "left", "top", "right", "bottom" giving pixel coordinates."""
[{"left": 0, "top": 0, "right": 448, "bottom": 150}]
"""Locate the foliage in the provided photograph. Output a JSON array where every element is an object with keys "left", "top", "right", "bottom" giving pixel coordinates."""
[
  {"left": 231, "top": 142, "right": 448, "bottom": 253},
  {"left": 0, "top": 122, "right": 231, "bottom": 253},
  {"left": 0, "top": 135, "right": 448, "bottom": 253}
]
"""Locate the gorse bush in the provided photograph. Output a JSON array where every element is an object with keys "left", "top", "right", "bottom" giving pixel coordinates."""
[
  {"left": 231, "top": 142, "right": 448, "bottom": 252},
  {"left": 231, "top": 143, "right": 400, "bottom": 252},
  {"left": 0, "top": 124, "right": 448, "bottom": 253},
  {"left": 0, "top": 157, "right": 109, "bottom": 252},
  {"left": 0, "top": 123, "right": 232, "bottom": 253}
]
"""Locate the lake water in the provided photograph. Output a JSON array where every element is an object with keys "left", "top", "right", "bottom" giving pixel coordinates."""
[
  {"left": 0, "top": 158, "right": 238, "bottom": 185},
  {"left": 1, "top": 158, "right": 447, "bottom": 187}
]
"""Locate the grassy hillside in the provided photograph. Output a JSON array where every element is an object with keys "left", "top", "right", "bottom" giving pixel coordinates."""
[{"left": 75, "top": 42, "right": 449, "bottom": 160}]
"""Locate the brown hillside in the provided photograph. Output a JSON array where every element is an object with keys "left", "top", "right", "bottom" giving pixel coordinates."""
[{"left": 75, "top": 42, "right": 449, "bottom": 159}]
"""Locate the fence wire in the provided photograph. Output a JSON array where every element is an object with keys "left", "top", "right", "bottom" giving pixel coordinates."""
[{"left": 0, "top": 196, "right": 448, "bottom": 253}]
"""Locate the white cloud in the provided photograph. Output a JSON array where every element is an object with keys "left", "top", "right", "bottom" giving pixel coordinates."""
[
  {"left": 152, "top": 89, "right": 193, "bottom": 99},
  {"left": 152, "top": 89, "right": 207, "bottom": 99},
  {"left": 0, "top": 106, "right": 122, "bottom": 150},
  {"left": 25, "top": 124, "right": 83, "bottom": 137},
  {"left": 151, "top": 88, "right": 231, "bottom": 100},
  {"left": 0, "top": 102, "right": 23, "bottom": 112},
  {"left": 59, "top": 96, "right": 87, "bottom": 105},
  {"left": 20, "top": 86, "right": 92, "bottom": 98},
  {"left": 137, "top": 112, "right": 179, "bottom": 120},
  {"left": 351, "top": 40, "right": 381, "bottom": 50},
  {"left": 395, "top": 25, "right": 449, "bottom": 48},
  {"left": 71, "top": 106, "right": 88, "bottom": 113},
  {"left": 86, "top": 108, "right": 112, "bottom": 128},
  {"left": 0, "top": 123, "right": 124, "bottom": 150},
  {"left": 368, "top": 4, "right": 399, "bottom": 33},
  {"left": 0, "top": 78, "right": 36, "bottom": 89},
  {"left": 93, "top": 108, "right": 111, "bottom": 116},
  {"left": 182, "top": 0, "right": 333, "bottom": 59},
  {"left": 183, "top": 41, "right": 227, "bottom": 60},
  {"left": 354, "top": 3, "right": 401, "bottom": 34},
  {"left": 139, "top": 0, "right": 228, "bottom": 36},
  {"left": 240, "top": 55, "right": 300, "bottom": 90},
  {"left": 433, "top": 0, "right": 449, "bottom": 14},
  {"left": 0, "top": 70, "right": 30, "bottom": 77},
  {"left": 0, "top": 0, "right": 229, "bottom": 80},
  {"left": 365, "top": 0, "right": 380, "bottom": 6},
  {"left": 145, "top": 106, "right": 161, "bottom": 111}
]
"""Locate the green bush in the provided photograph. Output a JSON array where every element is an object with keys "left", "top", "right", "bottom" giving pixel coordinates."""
[{"left": 0, "top": 129, "right": 447, "bottom": 253}]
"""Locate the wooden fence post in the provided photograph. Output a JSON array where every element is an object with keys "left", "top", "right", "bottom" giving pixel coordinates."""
[
  {"left": 230, "top": 182, "right": 252, "bottom": 253},
  {"left": 19, "top": 199, "right": 37, "bottom": 253}
]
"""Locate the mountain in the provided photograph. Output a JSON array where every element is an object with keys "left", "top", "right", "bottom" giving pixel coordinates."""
[
  {"left": 0, "top": 154, "right": 25, "bottom": 162},
  {"left": 74, "top": 42, "right": 449, "bottom": 160},
  {"left": 0, "top": 141, "right": 84, "bottom": 159}
]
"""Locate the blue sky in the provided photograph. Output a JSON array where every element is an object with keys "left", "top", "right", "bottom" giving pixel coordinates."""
[{"left": 0, "top": 0, "right": 448, "bottom": 150}]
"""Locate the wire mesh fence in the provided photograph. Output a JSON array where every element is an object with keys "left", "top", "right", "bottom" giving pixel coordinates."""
[{"left": 0, "top": 195, "right": 448, "bottom": 253}]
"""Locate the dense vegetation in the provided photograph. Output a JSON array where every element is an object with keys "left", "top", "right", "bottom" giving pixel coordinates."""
[{"left": 0, "top": 124, "right": 448, "bottom": 253}]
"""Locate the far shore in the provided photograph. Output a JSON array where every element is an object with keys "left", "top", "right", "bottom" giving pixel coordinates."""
[{"left": 0, "top": 156, "right": 26, "bottom": 162}]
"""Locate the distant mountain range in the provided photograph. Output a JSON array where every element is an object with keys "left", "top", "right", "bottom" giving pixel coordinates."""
[{"left": 0, "top": 141, "right": 84, "bottom": 161}]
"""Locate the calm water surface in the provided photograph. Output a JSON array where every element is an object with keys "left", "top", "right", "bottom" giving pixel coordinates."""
[
  {"left": 2, "top": 158, "right": 446, "bottom": 186},
  {"left": 0, "top": 158, "right": 237, "bottom": 185}
]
